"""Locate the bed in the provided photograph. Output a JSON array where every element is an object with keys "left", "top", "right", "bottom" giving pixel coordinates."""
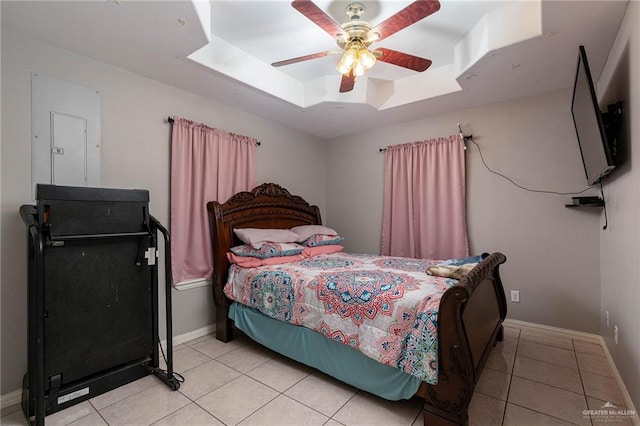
[{"left": 207, "top": 183, "right": 507, "bottom": 426}]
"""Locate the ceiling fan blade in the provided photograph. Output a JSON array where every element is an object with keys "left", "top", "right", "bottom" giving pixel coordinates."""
[
  {"left": 374, "top": 48, "right": 432, "bottom": 72},
  {"left": 339, "top": 71, "right": 355, "bottom": 93},
  {"left": 292, "top": 0, "right": 344, "bottom": 39},
  {"left": 367, "top": 0, "right": 441, "bottom": 42},
  {"left": 272, "top": 51, "right": 339, "bottom": 67}
]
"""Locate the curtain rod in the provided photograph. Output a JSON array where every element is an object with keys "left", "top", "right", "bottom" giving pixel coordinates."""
[
  {"left": 167, "top": 117, "right": 261, "bottom": 146},
  {"left": 378, "top": 125, "right": 473, "bottom": 152}
]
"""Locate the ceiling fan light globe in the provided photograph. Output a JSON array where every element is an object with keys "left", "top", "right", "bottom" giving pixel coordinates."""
[
  {"left": 359, "top": 49, "right": 376, "bottom": 69},
  {"left": 366, "top": 31, "right": 380, "bottom": 43},
  {"left": 343, "top": 48, "right": 358, "bottom": 67},
  {"left": 353, "top": 61, "right": 365, "bottom": 76},
  {"left": 336, "top": 58, "right": 352, "bottom": 75}
]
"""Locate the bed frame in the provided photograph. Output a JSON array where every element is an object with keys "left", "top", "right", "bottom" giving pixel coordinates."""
[{"left": 207, "top": 183, "right": 507, "bottom": 426}]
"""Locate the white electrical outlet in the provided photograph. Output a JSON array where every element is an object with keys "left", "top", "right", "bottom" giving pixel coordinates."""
[
  {"left": 511, "top": 290, "right": 520, "bottom": 303},
  {"left": 605, "top": 310, "right": 610, "bottom": 328},
  {"left": 614, "top": 325, "right": 619, "bottom": 344}
]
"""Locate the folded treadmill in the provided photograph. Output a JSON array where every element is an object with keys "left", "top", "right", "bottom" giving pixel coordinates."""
[{"left": 20, "top": 184, "right": 180, "bottom": 426}]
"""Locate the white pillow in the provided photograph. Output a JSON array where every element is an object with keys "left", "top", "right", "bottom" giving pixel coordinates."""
[
  {"left": 290, "top": 225, "right": 338, "bottom": 242},
  {"left": 233, "top": 228, "right": 300, "bottom": 249}
]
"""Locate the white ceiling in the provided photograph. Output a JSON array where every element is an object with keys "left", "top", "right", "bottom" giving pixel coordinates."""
[{"left": 1, "top": 0, "right": 629, "bottom": 139}]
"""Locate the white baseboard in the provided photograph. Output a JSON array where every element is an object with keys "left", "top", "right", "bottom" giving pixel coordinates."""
[
  {"left": 1, "top": 323, "right": 216, "bottom": 411},
  {"left": 598, "top": 338, "right": 640, "bottom": 425},
  {"left": 174, "top": 279, "right": 211, "bottom": 291},
  {"left": 504, "top": 318, "right": 638, "bottom": 425},
  {"left": 504, "top": 318, "right": 602, "bottom": 342},
  {"left": 1, "top": 389, "right": 22, "bottom": 411},
  {"left": 164, "top": 323, "right": 216, "bottom": 347}
]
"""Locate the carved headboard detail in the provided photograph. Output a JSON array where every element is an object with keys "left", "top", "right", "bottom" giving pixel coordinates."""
[{"left": 206, "top": 183, "right": 322, "bottom": 340}]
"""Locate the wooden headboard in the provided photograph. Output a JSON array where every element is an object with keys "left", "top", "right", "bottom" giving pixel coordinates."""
[{"left": 206, "top": 182, "right": 321, "bottom": 340}]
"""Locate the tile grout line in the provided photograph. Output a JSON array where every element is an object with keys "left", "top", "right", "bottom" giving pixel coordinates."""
[
  {"left": 507, "top": 353, "right": 579, "bottom": 372},
  {"left": 508, "top": 373, "right": 589, "bottom": 398},
  {"left": 243, "top": 367, "right": 337, "bottom": 422},
  {"left": 89, "top": 398, "right": 106, "bottom": 425},
  {"left": 500, "top": 326, "right": 520, "bottom": 425},
  {"left": 573, "top": 338, "right": 596, "bottom": 426},
  {"left": 328, "top": 390, "right": 360, "bottom": 425},
  {"left": 89, "top": 377, "right": 164, "bottom": 412},
  {"left": 275, "top": 392, "right": 336, "bottom": 424},
  {"left": 233, "top": 384, "right": 281, "bottom": 426},
  {"left": 183, "top": 391, "right": 228, "bottom": 426},
  {"left": 147, "top": 382, "right": 199, "bottom": 426},
  {"left": 94, "top": 406, "right": 111, "bottom": 426},
  {"left": 508, "top": 348, "right": 591, "bottom": 397},
  {"left": 505, "top": 401, "right": 584, "bottom": 425}
]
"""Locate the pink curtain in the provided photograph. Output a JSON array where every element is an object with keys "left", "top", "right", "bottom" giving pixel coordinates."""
[
  {"left": 170, "top": 117, "right": 256, "bottom": 286},
  {"left": 381, "top": 134, "right": 468, "bottom": 260}
]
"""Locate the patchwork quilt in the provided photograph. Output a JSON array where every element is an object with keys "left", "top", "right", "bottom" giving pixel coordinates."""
[{"left": 224, "top": 252, "right": 460, "bottom": 383}]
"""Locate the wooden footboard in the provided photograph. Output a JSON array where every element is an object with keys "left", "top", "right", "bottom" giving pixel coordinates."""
[{"left": 419, "top": 252, "right": 507, "bottom": 426}]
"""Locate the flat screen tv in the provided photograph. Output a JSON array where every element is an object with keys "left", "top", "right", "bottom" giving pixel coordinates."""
[{"left": 571, "top": 45, "right": 615, "bottom": 186}]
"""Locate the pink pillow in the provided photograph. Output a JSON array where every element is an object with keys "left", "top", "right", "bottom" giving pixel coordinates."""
[
  {"left": 234, "top": 228, "right": 299, "bottom": 248},
  {"left": 302, "top": 245, "right": 344, "bottom": 257},
  {"left": 291, "top": 225, "right": 338, "bottom": 241},
  {"left": 227, "top": 252, "right": 304, "bottom": 268}
]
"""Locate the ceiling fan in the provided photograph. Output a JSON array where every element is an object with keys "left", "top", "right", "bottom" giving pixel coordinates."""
[{"left": 272, "top": 0, "right": 441, "bottom": 93}]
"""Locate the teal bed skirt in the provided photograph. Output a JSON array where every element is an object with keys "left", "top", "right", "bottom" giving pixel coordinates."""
[{"left": 229, "top": 302, "right": 422, "bottom": 400}]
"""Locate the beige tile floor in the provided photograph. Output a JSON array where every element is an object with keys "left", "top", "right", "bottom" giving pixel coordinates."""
[{"left": 2, "top": 325, "right": 636, "bottom": 425}]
